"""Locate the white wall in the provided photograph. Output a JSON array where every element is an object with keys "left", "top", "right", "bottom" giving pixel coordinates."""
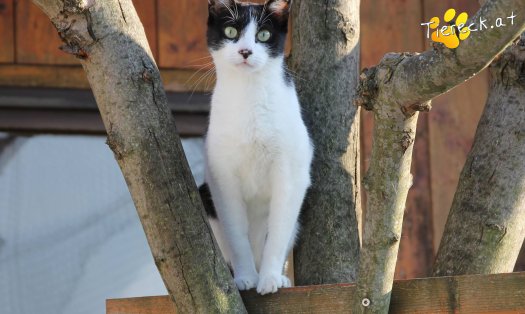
[{"left": 0, "top": 134, "right": 205, "bottom": 314}]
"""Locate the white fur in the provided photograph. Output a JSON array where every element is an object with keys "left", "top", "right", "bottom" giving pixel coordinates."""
[{"left": 205, "top": 19, "right": 313, "bottom": 295}]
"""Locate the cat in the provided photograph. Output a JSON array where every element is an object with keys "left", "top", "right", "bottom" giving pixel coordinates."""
[{"left": 202, "top": 0, "right": 313, "bottom": 295}]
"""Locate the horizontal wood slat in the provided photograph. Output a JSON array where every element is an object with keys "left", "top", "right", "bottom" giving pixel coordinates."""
[
  {"left": 14, "top": 0, "right": 157, "bottom": 65},
  {"left": 0, "top": 65, "right": 215, "bottom": 92},
  {"left": 0, "top": 87, "right": 209, "bottom": 136},
  {"left": 0, "top": 0, "right": 14, "bottom": 63},
  {"left": 107, "top": 272, "right": 525, "bottom": 314},
  {"left": 15, "top": 0, "right": 78, "bottom": 65}
]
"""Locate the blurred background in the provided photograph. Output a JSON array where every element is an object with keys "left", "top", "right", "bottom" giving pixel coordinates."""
[{"left": 0, "top": 0, "right": 523, "bottom": 313}]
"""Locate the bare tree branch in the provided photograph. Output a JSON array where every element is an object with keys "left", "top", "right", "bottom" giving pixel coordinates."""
[
  {"left": 356, "top": 0, "right": 525, "bottom": 111},
  {"left": 31, "top": 0, "right": 246, "bottom": 313},
  {"left": 289, "top": 0, "right": 362, "bottom": 286},
  {"left": 433, "top": 34, "right": 525, "bottom": 277},
  {"left": 353, "top": 0, "right": 525, "bottom": 313}
]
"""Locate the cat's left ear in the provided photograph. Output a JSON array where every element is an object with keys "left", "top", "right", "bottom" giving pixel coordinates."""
[{"left": 266, "top": 0, "right": 292, "bottom": 16}]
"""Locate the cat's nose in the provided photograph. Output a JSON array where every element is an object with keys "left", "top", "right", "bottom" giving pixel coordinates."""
[{"left": 238, "top": 49, "right": 253, "bottom": 59}]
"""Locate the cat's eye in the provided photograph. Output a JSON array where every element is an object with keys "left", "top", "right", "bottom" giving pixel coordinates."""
[
  {"left": 224, "top": 26, "right": 238, "bottom": 39},
  {"left": 257, "top": 29, "right": 271, "bottom": 42}
]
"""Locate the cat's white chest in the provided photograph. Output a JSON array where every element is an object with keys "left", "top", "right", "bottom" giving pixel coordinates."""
[{"left": 215, "top": 94, "right": 280, "bottom": 201}]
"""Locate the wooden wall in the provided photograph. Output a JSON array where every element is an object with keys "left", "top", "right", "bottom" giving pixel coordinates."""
[{"left": 0, "top": 0, "right": 522, "bottom": 277}]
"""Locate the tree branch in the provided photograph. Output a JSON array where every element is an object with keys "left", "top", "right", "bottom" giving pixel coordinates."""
[
  {"left": 31, "top": 0, "right": 246, "bottom": 313},
  {"left": 289, "top": 0, "right": 361, "bottom": 285},
  {"left": 356, "top": 0, "right": 525, "bottom": 110},
  {"left": 433, "top": 34, "right": 525, "bottom": 276},
  {"left": 353, "top": 0, "right": 525, "bottom": 313}
]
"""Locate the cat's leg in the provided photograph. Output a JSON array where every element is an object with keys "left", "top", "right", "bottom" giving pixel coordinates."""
[
  {"left": 256, "top": 165, "right": 308, "bottom": 295},
  {"left": 247, "top": 205, "right": 269, "bottom": 271},
  {"left": 208, "top": 176, "right": 259, "bottom": 290}
]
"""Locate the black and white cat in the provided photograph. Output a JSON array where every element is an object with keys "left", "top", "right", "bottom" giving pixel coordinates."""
[{"left": 202, "top": 0, "right": 313, "bottom": 295}]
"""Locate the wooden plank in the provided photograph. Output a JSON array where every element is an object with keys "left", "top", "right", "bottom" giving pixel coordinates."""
[
  {"left": 15, "top": 0, "right": 78, "bottom": 64},
  {"left": 360, "top": 0, "right": 434, "bottom": 279},
  {"left": 0, "top": 87, "right": 209, "bottom": 136},
  {"left": 0, "top": 65, "right": 215, "bottom": 92},
  {"left": 0, "top": 0, "right": 14, "bottom": 63},
  {"left": 423, "top": 0, "right": 488, "bottom": 251},
  {"left": 15, "top": 0, "right": 156, "bottom": 65},
  {"left": 106, "top": 272, "right": 525, "bottom": 314},
  {"left": 0, "top": 65, "right": 90, "bottom": 88},
  {"left": 157, "top": 0, "right": 209, "bottom": 69},
  {"left": 0, "top": 108, "right": 207, "bottom": 136},
  {"left": 132, "top": 0, "right": 158, "bottom": 61},
  {"left": 0, "top": 87, "right": 210, "bottom": 112}
]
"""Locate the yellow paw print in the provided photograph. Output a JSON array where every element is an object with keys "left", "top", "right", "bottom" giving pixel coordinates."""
[{"left": 430, "top": 9, "right": 471, "bottom": 49}]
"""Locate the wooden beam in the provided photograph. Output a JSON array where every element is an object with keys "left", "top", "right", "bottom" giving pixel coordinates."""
[
  {"left": 0, "top": 65, "right": 215, "bottom": 92},
  {"left": 0, "top": 0, "right": 14, "bottom": 63},
  {"left": 107, "top": 272, "right": 525, "bottom": 313},
  {"left": 0, "top": 87, "right": 209, "bottom": 136}
]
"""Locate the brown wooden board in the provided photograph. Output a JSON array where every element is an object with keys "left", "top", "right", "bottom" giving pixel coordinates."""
[
  {"left": 0, "top": 87, "right": 209, "bottom": 136},
  {"left": 132, "top": 0, "right": 159, "bottom": 61},
  {"left": 0, "top": 0, "right": 14, "bottom": 63},
  {"left": 15, "top": 0, "right": 78, "bottom": 64},
  {"left": 360, "top": 0, "right": 434, "bottom": 279},
  {"left": 15, "top": 0, "right": 157, "bottom": 65},
  {"left": 0, "top": 65, "right": 216, "bottom": 92},
  {"left": 107, "top": 272, "right": 525, "bottom": 314},
  {"left": 422, "top": 0, "right": 488, "bottom": 251},
  {"left": 157, "top": 0, "right": 210, "bottom": 69}
]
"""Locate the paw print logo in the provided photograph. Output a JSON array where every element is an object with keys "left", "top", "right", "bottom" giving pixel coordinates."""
[{"left": 429, "top": 9, "right": 471, "bottom": 49}]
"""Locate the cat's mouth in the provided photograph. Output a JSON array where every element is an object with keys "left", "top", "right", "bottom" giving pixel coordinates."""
[{"left": 237, "top": 60, "right": 254, "bottom": 68}]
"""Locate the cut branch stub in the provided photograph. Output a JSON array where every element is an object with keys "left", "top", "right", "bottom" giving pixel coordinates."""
[{"left": 355, "top": 52, "right": 433, "bottom": 114}]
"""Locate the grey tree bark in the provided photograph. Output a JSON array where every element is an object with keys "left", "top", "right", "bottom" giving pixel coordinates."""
[
  {"left": 353, "top": 0, "right": 525, "bottom": 313},
  {"left": 433, "top": 34, "right": 525, "bottom": 277},
  {"left": 31, "top": 0, "right": 246, "bottom": 313},
  {"left": 288, "top": 0, "right": 362, "bottom": 286}
]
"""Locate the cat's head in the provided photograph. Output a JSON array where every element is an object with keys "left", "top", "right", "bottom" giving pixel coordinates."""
[{"left": 207, "top": 0, "right": 290, "bottom": 73}]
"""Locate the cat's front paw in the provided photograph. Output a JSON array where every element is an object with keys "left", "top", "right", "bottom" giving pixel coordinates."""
[
  {"left": 234, "top": 273, "right": 259, "bottom": 290},
  {"left": 256, "top": 273, "right": 291, "bottom": 295}
]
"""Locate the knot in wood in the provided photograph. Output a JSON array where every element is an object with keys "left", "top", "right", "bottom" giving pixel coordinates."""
[
  {"left": 354, "top": 67, "right": 378, "bottom": 111},
  {"left": 63, "top": 0, "right": 95, "bottom": 14},
  {"left": 401, "top": 100, "right": 433, "bottom": 117},
  {"left": 53, "top": 12, "right": 95, "bottom": 59},
  {"left": 401, "top": 132, "right": 415, "bottom": 153}
]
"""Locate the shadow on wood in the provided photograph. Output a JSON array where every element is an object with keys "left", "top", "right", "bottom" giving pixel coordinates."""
[{"left": 107, "top": 272, "right": 525, "bottom": 313}]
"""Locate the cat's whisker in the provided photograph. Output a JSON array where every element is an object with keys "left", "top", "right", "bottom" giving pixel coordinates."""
[
  {"left": 186, "top": 55, "right": 213, "bottom": 65},
  {"left": 183, "top": 61, "right": 214, "bottom": 69},
  {"left": 220, "top": 0, "right": 237, "bottom": 23},
  {"left": 204, "top": 69, "right": 216, "bottom": 91},
  {"left": 183, "top": 64, "right": 215, "bottom": 88},
  {"left": 285, "top": 69, "right": 306, "bottom": 83},
  {"left": 232, "top": 0, "right": 239, "bottom": 19},
  {"left": 258, "top": 2, "right": 268, "bottom": 24},
  {"left": 188, "top": 66, "right": 216, "bottom": 100}
]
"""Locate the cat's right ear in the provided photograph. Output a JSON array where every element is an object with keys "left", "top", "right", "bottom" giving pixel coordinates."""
[{"left": 208, "top": 0, "right": 234, "bottom": 14}]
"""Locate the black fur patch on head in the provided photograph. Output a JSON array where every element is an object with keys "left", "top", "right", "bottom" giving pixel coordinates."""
[{"left": 207, "top": 0, "right": 290, "bottom": 58}]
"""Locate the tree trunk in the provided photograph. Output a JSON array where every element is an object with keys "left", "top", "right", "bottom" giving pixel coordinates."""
[
  {"left": 353, "top": 1, "right": 525, "bottom": 312},
  {"left": 31, "top": 1, "right": 246, "bottom": 313},
  {"left": 433, "top": 34, "right": 525, "bottom": 276},
  {"left": 288, "top": 0, "right": 361, "bottom": 285}
]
